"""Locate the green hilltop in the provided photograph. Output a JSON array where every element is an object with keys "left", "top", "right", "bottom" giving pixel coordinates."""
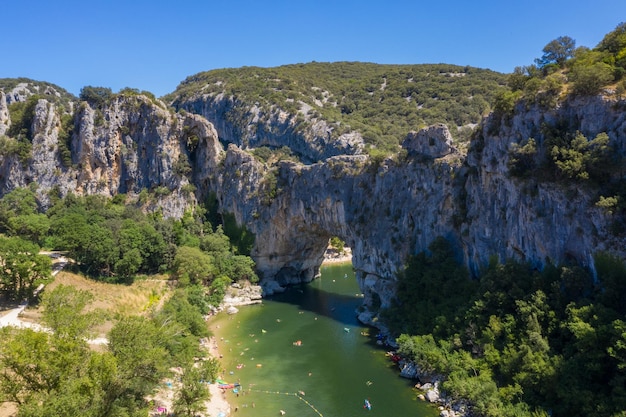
[{"left": 167, "top": 62, "right": 508, "bottom": 152}]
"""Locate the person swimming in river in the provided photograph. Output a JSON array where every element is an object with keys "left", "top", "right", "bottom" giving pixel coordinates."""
[{"left": 364, "top": 399, "right": 372, "bottom": 410}]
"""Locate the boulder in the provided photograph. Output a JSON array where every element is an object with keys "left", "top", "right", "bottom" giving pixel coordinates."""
[{"left": 402, "top": 123, "right": 455, "bottom": 158}]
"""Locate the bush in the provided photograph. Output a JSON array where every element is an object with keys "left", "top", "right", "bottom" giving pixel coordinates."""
[
  {"left": 508, "top": 138, "right": 538, "bottom": 177},
  {"left": 570, "top": 62, "right": 614, "bottom": 95},
  {"left": 7, "top": 95, "right": 40, "bottom": 141},
  {"left": 79, "top": 86, "right": 113, "bottom": 107}
]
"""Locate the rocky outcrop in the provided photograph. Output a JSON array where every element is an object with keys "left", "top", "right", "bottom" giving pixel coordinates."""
[
  {"left": 402, "top": 123, "right": 456, "bottom": 158},
  {"left": 174, "top": 93, "right": 364, "bottom": 163},
  {"left": 0, "top": 93, "right": 222, "bottom": 217},
  {"left": 0, "top": 92, "right": 9, "bottom": 135},
  {"left": 222, "top": 282, "right": 263, "bottom": 307}
]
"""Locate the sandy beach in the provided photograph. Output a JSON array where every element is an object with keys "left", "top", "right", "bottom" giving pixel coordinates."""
[
  {"left": 321, "top": 247, "right": 353, "bottom": 265},
  {"left": 205, "top": 336, "right": 231, "bottom": 416}
]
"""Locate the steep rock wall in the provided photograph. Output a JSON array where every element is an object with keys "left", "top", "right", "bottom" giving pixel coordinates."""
[
  {"left": 1, "top": 87, "right": 625, "bottom": 324},
  {"left": 0, "top": 94, "right": 222, "bottom": 217},
  {"left": 206, "top": 96, "right": 625, "bottom": 323},
  {"left": 462, "top": 97, "right": 626, "bottom": 275},
  {"left": 175, "top": 94, "right": 364, "bottom": 163}
]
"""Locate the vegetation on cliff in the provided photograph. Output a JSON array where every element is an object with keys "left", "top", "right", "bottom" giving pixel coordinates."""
[
  {"left": 168, "top": 62, "right": 508, "bottom": 152},
  {"left": 493, "top": 23, "right": 626, "bottom": 119},
  {"left": 385, "top": 238, "right": 626, "bottom": 417},
  {"left": 500, "top": 23, "right": 626, "bottom": 237}
]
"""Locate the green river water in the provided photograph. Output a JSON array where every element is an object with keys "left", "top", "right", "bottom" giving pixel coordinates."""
[{"left": 210, "top": 263, "right": 438, "bottom": 417}]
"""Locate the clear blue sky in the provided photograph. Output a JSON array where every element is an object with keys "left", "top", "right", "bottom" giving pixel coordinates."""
[{"left": 3, "top": 0, "right": 625, "bottom": 97}]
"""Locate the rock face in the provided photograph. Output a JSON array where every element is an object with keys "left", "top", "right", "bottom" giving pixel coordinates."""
[
  {"left": 462, "top": 96, "right": 626, "bottom": 276},
  {"left": 402, "top": 123, "right": 456, "bottom": 158},
  {"left": 1, "top": 84, "right": 625, "bottom": 321},
  {"left": 208, "top": 95, "right": 626, "bottom": 317},
  {"left": 174, "top": 93, "right": 364, "bottom": 163},
  {"left": 0, "top": 92, "right": 221, "bottom": 217},
  {"left": 0, "top": 92, "right": 10, "bottom": 135}
]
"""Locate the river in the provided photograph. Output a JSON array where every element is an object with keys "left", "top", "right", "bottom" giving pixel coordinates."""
[{"left": 210, "top": 263, "right": 438, "bottom": 417}]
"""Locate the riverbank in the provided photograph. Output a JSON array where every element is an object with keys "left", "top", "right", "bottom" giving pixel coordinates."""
[
  {"left": 205, "top": 336, "right": 231, "bottom": 416},
  {"left": 321, "top": 246, "right": 352, "bottom": 265}
]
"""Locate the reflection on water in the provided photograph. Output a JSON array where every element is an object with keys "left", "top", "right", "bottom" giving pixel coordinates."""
[{"left": 210, "top": 263, "right": 438, "bottom": 417}]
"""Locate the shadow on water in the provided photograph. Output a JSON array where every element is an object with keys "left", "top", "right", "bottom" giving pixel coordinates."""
[
  {"left": 268, "top": 284, "right": 364, "bottom": 327},
  {"left": 266, "top": 263, "right": 368, "bottom": 327}
]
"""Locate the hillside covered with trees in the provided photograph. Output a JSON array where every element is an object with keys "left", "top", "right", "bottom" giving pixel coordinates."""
[{"left": 168, "top": 62, "right": 508, "bottom": 152}]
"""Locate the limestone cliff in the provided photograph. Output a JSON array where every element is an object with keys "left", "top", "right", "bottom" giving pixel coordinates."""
[
  {"left": 1, "top": 80, "right": 625, "bottom": 324},
  {"left": 463, "top": 96, "right": 626, "bottom": 276},
  {"left": 0, "top": 92, "right": 10, "bottom": 136},
  {"left": 203, "top": 94, "right": 626, "bottom": 322},
  {"left": 172, "top": 92, "right": 364, "bottom": 163},
  {"left": 0, "top": 86, "right": 221, "bottom": 217}
]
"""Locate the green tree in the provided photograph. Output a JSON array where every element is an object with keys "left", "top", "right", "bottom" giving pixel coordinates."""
[
  {"left": 0, "top": 327, "right": 54, "bottom": 405},
  {"left": 570, "top": 62, "right": 614, "bottom": 95},
  {"left": 596, "top": 22, "right": 626, "bottom": 71},
  {"left": 535, "top": 36, "right": 576, "bottom": 68},
  {"left": 0, "top": 186, "right": 39, "bottom": 233},
  {"left": 85, "top": 224, "right": 119, "bottom": 276},
  {"left": 41, "top": 285, "right": 102, "bottom": 342},
  {"left": 7, "top": 95, "right": 40, "bottom": 141},
  {"left": 79, "top": 86, "right": 113, "bottom": 107},
  {"left": 199, "top": 226, "right": 231, "bottom": 255},
  {"left": 7, "top": 213, "right": 51, "bottom": 245},
  {"left": 508, "top": 138, "right": 538, "bottom": 177},
  {"left": 172, "top": 246, "right": 216, "bottom": 286},
  {"left": 382, "top": 237, "right": 475, "bottom": 337},
  {"left": 329, "top": 236, "right": 346, "bottom": 254},
  {"left": 173, "top": 365, "right": 210, "bottom": 416},
  {"left": 550, "top": 131, "right": 612, "bottom": 181},
  {"left": 595, "top": 252, "right": 626, "bottom": 313},
  {"left": 0, "top": 236, "right": 51, "bottom": 300},
  {"left": 107, "top": 316, "right": 169, "bottom": 395},
  {"left": 207, "top": 275, "right": 233, "bottom": 306},
  {"left": 1, "top": 286, "right": 114, "bottom": 415}
]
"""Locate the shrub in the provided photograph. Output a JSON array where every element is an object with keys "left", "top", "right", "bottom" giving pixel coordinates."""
[
  {"left": 79, "top": 86, "right": 113, "bottom": 107},
  {"left": 570, "top": 62, "right": 614, "bottom": 95}
]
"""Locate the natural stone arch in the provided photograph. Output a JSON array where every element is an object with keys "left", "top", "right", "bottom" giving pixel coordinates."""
[{"left": 215, "top": 147, "right": 462, "bottom": 324}]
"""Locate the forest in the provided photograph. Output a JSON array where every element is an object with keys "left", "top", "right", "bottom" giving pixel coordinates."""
[{"left": 385, "top": 238, "right": 626, "bottom": 417}]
